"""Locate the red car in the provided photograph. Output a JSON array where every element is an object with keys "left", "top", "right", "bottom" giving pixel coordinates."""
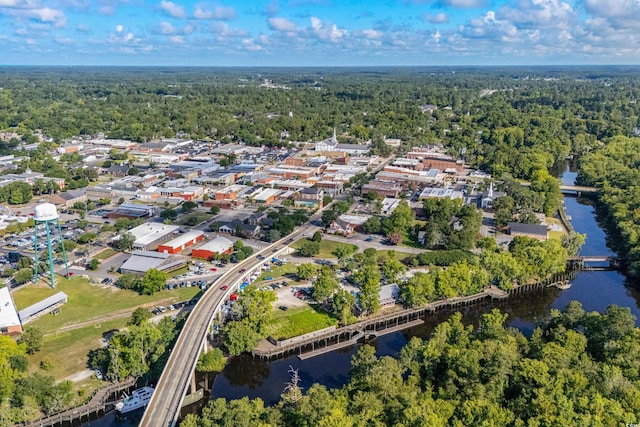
[
  {"left": 64, "top": 272, "right": 74, "bottom": 278},
  {"left": 210, "top": 267, "right": 217, "bottom": 272},
  {"left": 239, "top": 268, "right": 246, "bottom": 273},
  {"left": 220, "top": 285, "right": 228, "bottom": 290},
  {"left": 230, "top": 293, "right": 238, "bottom": 301}
]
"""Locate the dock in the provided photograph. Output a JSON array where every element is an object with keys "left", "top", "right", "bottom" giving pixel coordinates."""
[
  {"left": 297, "top": 319, "right": 425, "bottom": 360},
  {"left": 253, "top": 286, "right": 508, "bottom": 360},
  {"left": 19, "top": 378, "right": 137, "bottom": 427}
]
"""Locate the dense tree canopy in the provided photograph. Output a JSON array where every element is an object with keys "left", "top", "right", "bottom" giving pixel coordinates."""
[{"left": 185, "top": 303, "right": 640, "bottom": 427}]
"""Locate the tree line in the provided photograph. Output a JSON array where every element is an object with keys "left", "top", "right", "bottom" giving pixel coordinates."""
[{"left": 180, "top": 302, "right": 640, "bottom": 426}]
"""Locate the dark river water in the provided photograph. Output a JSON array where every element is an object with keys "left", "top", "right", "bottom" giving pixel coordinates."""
[{"left": 87, "top": 163, "right": 640, "bottom": 426}]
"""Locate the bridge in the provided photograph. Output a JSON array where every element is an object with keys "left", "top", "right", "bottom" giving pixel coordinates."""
[
  {"left": 559, "top": 184, "right": 598, "bottom": 196},
  {"left": 140, "top": 212, "right": 324, "bottom": 427},
  {"left": 567, "top": 256, "right": 620, "bottom": 271}
]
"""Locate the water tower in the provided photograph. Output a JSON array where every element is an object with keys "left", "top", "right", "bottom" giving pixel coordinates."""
[{"left": 33, "top": 203, "right": 69, "bottom": 288}]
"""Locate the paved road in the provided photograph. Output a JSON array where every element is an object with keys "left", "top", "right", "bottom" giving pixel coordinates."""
[{"left": 140, "top": 211, "right": 323, "bottom": 427}]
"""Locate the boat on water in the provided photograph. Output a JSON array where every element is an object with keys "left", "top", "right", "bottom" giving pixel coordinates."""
[
  {"left": 115, "top": 386, "right": 154, "bottom": 414},
  {"left": 555, "top": 280, "right": 572, "bottom": 290}
]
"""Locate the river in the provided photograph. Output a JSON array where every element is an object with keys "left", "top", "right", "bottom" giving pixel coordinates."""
[{"left": 87, "top": 163, "right": 640, "bottom": 425}]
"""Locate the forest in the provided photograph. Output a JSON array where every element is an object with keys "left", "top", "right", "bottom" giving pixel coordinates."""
[
  {"left": 2, "top": 66, "right": 639, "bottom": 185},
  {"left": 182, "top": 303, "right": 640, "bottom": 427}
]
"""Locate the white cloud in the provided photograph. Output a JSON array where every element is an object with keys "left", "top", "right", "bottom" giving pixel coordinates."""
[
  {"left": 209, "top": 21, "right": 247, "bottom": 37},
  {"left": 115, "top": 24, "right": 123, "bottom": 32},
  {"left": 0, "top": 0, "right": 40, "bottom": 6},
  {"left": 193, "top": 5, "right": 212, "bottom": 19},
  {"left": 95, "top": 0, "right": 128, "bottom": 16},
  {"left": 423, "top": 12, "right": 449, "bottom": 24},
  {"left": 432, "top": 30, "right": 442, "bottom": 44},
  {"left": 268, "top": 17, "right": 297, "bottom": 32},
  {"left": 194, "top": 4, "right": 236, "bottom": 20},
  {"left": 440, "top": 0, "right": 487, "bottom": 8},
  {"left": 242, "top": 38, "right": 263, "bottom": 51},
  {"left": 160, "top": 0, "right": 186, "bottom": 19},
  {"left": 169, "top": 35, "right": 184, "bottom": 44},
  {"left": 263, "top": 1, "right": 279, "bottom": 17},
  {"left": 155, "top": 21, "right": 175, "bottom": 34},
  {"left": 361, "top": 29, "right": 383, "bottom": 40},
  {"left": 54, "top": 34, "right": 74, "bottom": 45},
  {"left": 0, "top": 5, "right": 67, "bottom": 27},
  {"left": 308, "top": 16, "right": 347, "bottom": 43}
]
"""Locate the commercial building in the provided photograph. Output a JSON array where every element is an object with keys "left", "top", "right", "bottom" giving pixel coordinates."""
[
  {"left": 253, "top": 188, "right": 281, "bottom": 204},
  {"left": 113, "top": 222, "right": 180, "bottom": 251},
  {"left": 0, "top": 287, "right": 22, "bottom": 335},
  {"left": 294, "top": 187, "right": 324, "bottom": 210},
  {"left": 191, "top": 236, "right": 234, "bottom": 260},
  {"left": 108, "top": 203, "right": 156, "bottom": 220},
  {"left": 328, "top": 214, "right": 369, "bottom": 236},
  {"left": 418, "top": 187, "right": 464, "bottom": 201},
  {"left": 361, "top": 180, "right": 401, "bottom": 198},
  {"left": 119, "top": 250, "right": 187, "bottom": 275},
  {"left": 157, "top": 230, "right": 205, "bottom": 254},
  {"left": 48, "top": 189, "right": 87, "bottom": 209}
]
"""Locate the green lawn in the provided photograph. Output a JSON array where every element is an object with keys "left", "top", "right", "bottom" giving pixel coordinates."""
[
  {"left": 253, "top": 263, "right": 298, "bottom": 284},
  {"left": 13, "top": 275, "right": 199, "bottom": 334},
  {"left": 93, "top": 248, "right": 117, "bottom": 260},
  {"left": 375, "top": 250, "right": 411, "bottom": 263},
  {"left": 267, "top": 306, "right": 336, "bottom": 340},
  {"left": 290, "top": 238, "right": 357, "bottom": 259},
  {"left": 27, "top": 317, "right": 128, "bottom": 380},
  {"left": 178, "top": 211, "right": 211, "bottom": 226}
]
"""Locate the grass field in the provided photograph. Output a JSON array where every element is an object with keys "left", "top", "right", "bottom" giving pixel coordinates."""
[
  {"left": 27, "top": 317, "right": 128, "bottom": 379},
  {"left": 290, "top": 238, "right": 357, "bottom": 259},
  {"left": 179, "top": 211, "right": 211, "bottom": 226},
  {"left": 267, "top": 306, "right": 336, "bottom": 340},
  {"left": 93, "top": 248, "right": 117, "bottom": 260},
  {"left": 13, "top": 275, "right": 199, "bottom": 334},
  {"left": 375, "top": 250, "right": 412, "bottom": 262},
  {"left": 254, "top": 263, "right": 298, "bottom": 284}
]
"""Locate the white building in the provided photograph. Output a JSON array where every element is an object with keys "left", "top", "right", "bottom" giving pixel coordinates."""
[
  {"left": 113, "top": 222, "right": 181, "bottom": 251},
  {"left": 314, "top": 129, "right": 370, "bottom": 155}
]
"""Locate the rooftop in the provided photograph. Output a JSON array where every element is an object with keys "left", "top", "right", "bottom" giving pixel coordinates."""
[
  {"left": 160, "top": 230, "right": 204, "bottom": 249},
  {"left": 114, "top": 222, "right": 180, "bottom": 246},
  {"left": 0, "top": 287, "right": 21, "bottom": 329},
  {"left": 18, "top": 291, "right": 68, "bottom": 323}
]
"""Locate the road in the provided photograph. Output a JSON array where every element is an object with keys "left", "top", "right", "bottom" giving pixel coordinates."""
[{"left": 140, "top": 210, "right": 323, "bottom": 427}]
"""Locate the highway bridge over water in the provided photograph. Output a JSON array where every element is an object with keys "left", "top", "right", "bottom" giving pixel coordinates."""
[
  {"left": 559, "top": 184, "right": 598, "bottom": 196},
  {"left": 140, "top": 214, "right": 322, "bottom": 427}
]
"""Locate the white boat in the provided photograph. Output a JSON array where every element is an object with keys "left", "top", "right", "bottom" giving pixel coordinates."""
[{"left": 115, "top": 386, "right": 154, "bottom": 414}]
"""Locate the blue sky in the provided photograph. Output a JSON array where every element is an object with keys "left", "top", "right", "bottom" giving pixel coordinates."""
[{"left": 0, "top": 0, "right": 638, "bottom": 66}]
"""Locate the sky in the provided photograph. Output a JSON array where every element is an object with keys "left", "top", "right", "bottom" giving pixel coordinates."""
[{"left": 0, "top": 0, "right": 639, "bottom": 66}]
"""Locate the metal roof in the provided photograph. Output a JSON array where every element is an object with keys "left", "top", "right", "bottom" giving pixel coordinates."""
[
  {"left": 18, "top": 291, "right": 68, "bottom": 322},
  {"left": 159, "top": 230, "right": 204, "bottom": 249},
  {"left": 120, "top": 252, "right": 170, "bottom": 273},
  {"left": 195, "top": 236, "right": 234, "bottom": 253}
]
